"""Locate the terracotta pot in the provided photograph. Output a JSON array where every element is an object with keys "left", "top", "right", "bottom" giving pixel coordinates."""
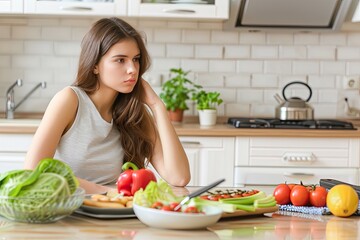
[{"left": 168, "top": 109, "right": 184, "bottom": 122}]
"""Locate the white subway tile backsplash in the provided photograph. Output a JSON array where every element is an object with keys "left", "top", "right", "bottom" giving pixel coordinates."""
[
  {"left": 41, "top": 27, "right": 72, "bottom": 40},
  {"left": 0, "top": 40, "right": 23, "bottom": 54},
  {"left": 0, "top": 26, "right": 11, "bottom": 39},
  {"left": 0, "top": 17, "right": 359, "bottom": 118},
  {"left": 153, "top": 29, "right": 182, "bottom": 43},
  {"left": 251, "top": 45, "right": 278, "bottom": 59},
  {"left": 181, "top": 59, "right": 208, "bottom": 72},
  {"left": 224, "top": 45, "right": 250, "bottom": 59},
  {"left": 264, "top": 60, "right": 291, "bottom": 74},
  {"left": 237, "top": 60, "right": 263, "bottom": 74},
  {"left": 239, "top": 32, "right": 266, "bottom": 44},
  {"left": 183, "top": 29, "right": 211, "bottom": 43},
  {"left": 294, "top": 33, "right": 319, "bottom": 45},
  {"left": 320, "top": 61, "right": 346, "bottom": 75},
  {"left": 209, "top": 60, "right": 236, "bottom": 72},
  {"left": 211, "top": 30, "right": 238, "bottom": 44},
  {"left": 195, "top": 45, "right": 222, "bottom": 59},
  {"left": 24, "top": 41, "right": 53, "bottom": 55},
  {"left": 292, "top": 61, "right": 319, "bottom": 75},
  {"left": 307, "top": 46, "right": 336, "bottom": 60},
  {"left": 166, "top": 44, "right": 194, "bottom": 58},
  {"left": 279, "top": 46, "right": 307, "bottom": 59}
]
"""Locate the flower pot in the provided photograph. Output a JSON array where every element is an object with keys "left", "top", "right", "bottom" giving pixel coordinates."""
[
  {"left": 168, "top": 109, "right": 184, "bottom": 122},
  {"left": 198, "top": 109, "right": 217, "bottom": 126}
]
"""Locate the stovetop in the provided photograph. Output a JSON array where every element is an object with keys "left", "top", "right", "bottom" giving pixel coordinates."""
[{"left": 227, "top": 117, "right": 356, "bottom": 130}]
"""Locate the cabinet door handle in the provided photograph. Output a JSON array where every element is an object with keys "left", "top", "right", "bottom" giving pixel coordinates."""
[
  {"left": 283, "top": 172, "right": 314, "bottom": 177},
  {"left": 163, "top": 9, "right": 196, "bottom": 14},
  {"left": 181, "top": 141, "right": 201, "bottom": 146},
  {"left": 60, "top": 6, "right": 93, "bottom": 11}
]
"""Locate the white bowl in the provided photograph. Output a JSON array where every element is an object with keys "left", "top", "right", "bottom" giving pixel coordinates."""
[{"left": 133, "top": 204, "right": 222, "bottom": 230}]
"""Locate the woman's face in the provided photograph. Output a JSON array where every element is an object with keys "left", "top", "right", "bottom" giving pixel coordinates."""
[{"left": 94, "top": 38, "right": 140, "bottom": 94}]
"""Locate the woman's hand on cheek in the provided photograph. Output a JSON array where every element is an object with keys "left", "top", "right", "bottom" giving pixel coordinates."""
[{"left": 141, "top": 78, "right": 163, "bottom": 108}]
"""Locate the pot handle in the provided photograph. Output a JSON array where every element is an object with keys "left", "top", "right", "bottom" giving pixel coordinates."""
[{"left": 282, "top": 81, "right": 312, "bottom": 102}]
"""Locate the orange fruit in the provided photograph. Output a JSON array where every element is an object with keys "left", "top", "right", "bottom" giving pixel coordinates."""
[{"left": 326, "top": 184, "right": 359, "bottom": 217}]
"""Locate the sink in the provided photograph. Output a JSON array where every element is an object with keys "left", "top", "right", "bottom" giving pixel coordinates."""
[{"left": 0, "top": 118, "right": 41, "bottom": 127}]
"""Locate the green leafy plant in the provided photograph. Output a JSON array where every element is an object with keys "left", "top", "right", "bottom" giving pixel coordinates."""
[
  {"left": 192, "top": 90, "right": 223, "bottom": 110},
  {"left": 160, "top": 68, "right": 201, "bottom": 111}
]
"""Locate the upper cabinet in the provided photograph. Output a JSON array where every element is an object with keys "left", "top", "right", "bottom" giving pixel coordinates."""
[
  {"left": 24, "top": 0, "right": 127, "bottom": 16},
  {"left": 128, "top": 0, "right": 229, "bottom": 20},
  {"left": 0, "top": 0, "right": 23, "bottom": 13}
]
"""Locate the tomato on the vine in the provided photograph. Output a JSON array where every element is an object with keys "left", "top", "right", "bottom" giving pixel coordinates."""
[
  {"left": 290, "top": 185, "right": 309, "bottom": 206},
  {"left": 308, "top": 186, "right": 327, "bottom": 207},
  {"left": 273, "top": 183, "right": 291, "bottom": 205}
]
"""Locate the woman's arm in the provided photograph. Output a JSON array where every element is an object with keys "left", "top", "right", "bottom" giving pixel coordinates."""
[
  {"left": 24, "top": 87, "right": 114, "bottom": 194},
  {"left": 141, "top": 79, "right": 190, "bottom": 187}
]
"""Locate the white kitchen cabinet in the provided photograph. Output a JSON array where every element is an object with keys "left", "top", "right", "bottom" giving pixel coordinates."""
[
  {"left": 0, "top": 0, "right": 23, "bottom": 13},
  {"left": 180, "top": 136, "right": 234, "bottom": 187},
  {"left": 128, "top": 0, "right": 229, "bottom": 20},
  {"left": 0, "top": 134, "right": 33, "bottom": 173},
  {"left": 234, "top": 137, "right": 360, "bottom": 192},
  {"left": 24, "top": 0, "right": 127, "bottom": 16}
]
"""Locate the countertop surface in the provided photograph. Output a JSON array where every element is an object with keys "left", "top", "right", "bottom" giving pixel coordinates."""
[
  {"left": 2, "top": 116, "right": 360, "bottom": 138},
  {"left": 0, "top": 185, "right": 358, "bottom": 240}
]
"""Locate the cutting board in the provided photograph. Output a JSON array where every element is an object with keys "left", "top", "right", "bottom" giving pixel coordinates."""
[{"left": 221, "top": 206, "right": 279, "bottom": 218}]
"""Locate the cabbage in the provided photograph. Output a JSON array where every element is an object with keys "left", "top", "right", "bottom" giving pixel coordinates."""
[
  {"left": 8, "top": 158, "right": 78, "bottom": 197},
  {"left": 0, "top": 170, "right": 32, "bottom": 196}
]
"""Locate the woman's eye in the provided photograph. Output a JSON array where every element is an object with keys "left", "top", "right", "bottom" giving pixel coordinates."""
[
  {"left": 116, "top": 58, "right": 125, "bottom": 63},
  {"left": 133, "top": 57, "right": 140, "bottom": 62}
]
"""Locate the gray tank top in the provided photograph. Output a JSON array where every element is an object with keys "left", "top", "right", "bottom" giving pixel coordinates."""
[{"left": 54, "top": 86, "right": 124, "bottom": 185}]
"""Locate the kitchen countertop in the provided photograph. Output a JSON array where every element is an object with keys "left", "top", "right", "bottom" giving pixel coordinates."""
[
  {"left": 1, "top": 115, "right": 360, "bottom": 137},
  {"left": 0, "top": 185, "right": 358, "bottom": 239}
]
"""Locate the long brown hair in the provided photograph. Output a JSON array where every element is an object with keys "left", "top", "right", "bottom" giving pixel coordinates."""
[{"left": 74, "top": 17, "right": 156, "bottom": 169}]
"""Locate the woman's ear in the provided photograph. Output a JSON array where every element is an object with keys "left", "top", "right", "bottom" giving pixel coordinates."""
[{"left": 93, "top": 66, "right": 99, "bottom": 74}]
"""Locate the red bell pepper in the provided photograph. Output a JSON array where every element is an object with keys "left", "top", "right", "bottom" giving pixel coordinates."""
[{"left": 116, "top": 162, "right": 157, "bottom": 196}]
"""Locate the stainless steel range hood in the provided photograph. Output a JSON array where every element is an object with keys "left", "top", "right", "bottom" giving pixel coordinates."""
[{"left": 224, "top": 0, "right": 353, "bottom": 32}]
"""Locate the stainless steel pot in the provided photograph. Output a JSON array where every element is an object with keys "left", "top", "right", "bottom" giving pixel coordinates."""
[{"left": 275, "top": 81, "right": 314, "bottom": 120}]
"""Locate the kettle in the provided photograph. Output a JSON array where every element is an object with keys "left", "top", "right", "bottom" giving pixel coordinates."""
[{"left": 274, "top": 81, "right": 314, "bottom": 120}]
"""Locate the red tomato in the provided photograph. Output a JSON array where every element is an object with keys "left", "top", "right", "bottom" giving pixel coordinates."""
[
  {"left": 273, "top": 184, "right": 291, "bottom": 205},
  {"left": 161, "top": 205, "right": 172, "bottom": 211},
  {"left": 290, "top": 185, "right": 310, "bottom": 206},
  {"left": 183, "top": 206, "right": 200, "bottom": 213},
  {"left": 309, "top": 186, "right": 327, "bottom": 207},
  {"left": 169, "top": 202, "right": 181, "bottom": 212},
  {"left": 151, "top": 201, "right": 163, "bottom": 209},
  {"left": 287, "top": 183, "right": 297, "bottom": 191}
]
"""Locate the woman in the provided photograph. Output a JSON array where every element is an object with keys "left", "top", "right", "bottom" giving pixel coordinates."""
[{"left": 24, "top": 17, "right": 190, "bottom": 194}]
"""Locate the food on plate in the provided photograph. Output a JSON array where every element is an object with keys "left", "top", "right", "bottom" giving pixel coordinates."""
[
  {"left": 273, "top": 184, "right": 291, "bottom": 205},
  {"left": 116, "top": 162, "right": 157, "bottom": 196},
  {"left": 327, "top": 184, "right": 359, "bottom": 217},
  {"left": 83, "top": 194, "right": 133, "bottom": 208},
  {"left": 150, "top": 201, "right": 203, "bottom": 213}
]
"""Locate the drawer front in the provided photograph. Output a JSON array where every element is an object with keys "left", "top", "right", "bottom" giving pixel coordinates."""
[
  {"left": 0, "top": 134, "right": 33, "bottom": 152},
  {"left": 236, "top": 137, "right": 359, "bottom": 167},
  {"left": 0, "top": 153, "right": 26, "bottom": 173},
  {"left": 234, "top": 167, "right": 359, "bottom": 186}
]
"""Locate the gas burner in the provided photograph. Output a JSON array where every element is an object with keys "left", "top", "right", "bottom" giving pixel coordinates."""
[{"left": 227, "top": 118, "right": 356, "bottom": 130}]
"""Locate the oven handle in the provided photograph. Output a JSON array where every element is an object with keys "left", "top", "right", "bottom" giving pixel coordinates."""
[{"left": 283, "top": 172, "right": 315, "bottom": 177}]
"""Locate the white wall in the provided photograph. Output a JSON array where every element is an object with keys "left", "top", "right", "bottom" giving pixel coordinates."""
[{"left": 1, "top": 16, "right": 360, "bottom": 119}]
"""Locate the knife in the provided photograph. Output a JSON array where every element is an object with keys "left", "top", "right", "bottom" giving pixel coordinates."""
[
  {"left": 174, "top": 178, "right": 225, "bottom": 211},
  {"left": 319, "top": 179, "right": 360, "bottom": 198}
]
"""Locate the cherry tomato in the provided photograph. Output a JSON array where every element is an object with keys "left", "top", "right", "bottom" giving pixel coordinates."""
[
  {"left": 290, "top": 185, "right": 309, "bottom": 206},
  {"left": 183, "top": 206, "right": 200, "bottom": 213},
  {"left": 161, "top": 205, "right": 172, "bottom": 211},
  {"left": 169, "top": 202, "right": 181, "bottom": 212},
  {"left": 287, "top": 183, "right": 297, "bottom": 191},
  {"left": 273, "top": 183, "right": 291, "bottom": 205},
  {"left": 151, "top": 201, "right": 163, "bottom": 209},
  {"left": 309, "top": 186, "right": 327, "bottom": 207}
]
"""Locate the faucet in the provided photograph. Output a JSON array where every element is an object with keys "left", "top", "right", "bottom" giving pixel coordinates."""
[{"left": 5, "top": 79, "right": 47, "bottom": 119}]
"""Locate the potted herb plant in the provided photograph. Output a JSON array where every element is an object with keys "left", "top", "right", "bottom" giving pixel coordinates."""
[
  {"left": 192, "top": 90, "right": 223, "bottom": 126},
  {"left": 160, "top": 68, "right": 201, "bottom": 122}
]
